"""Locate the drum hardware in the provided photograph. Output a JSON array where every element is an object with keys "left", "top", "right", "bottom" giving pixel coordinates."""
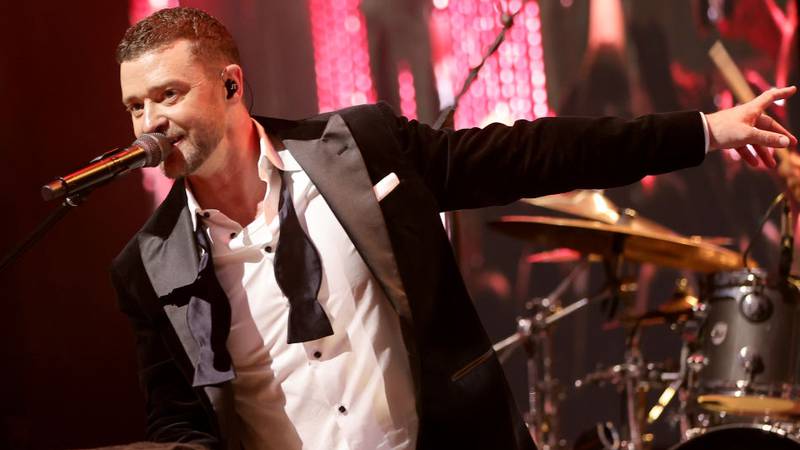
[
  {"left": 647, "top": 343, "right": 690, "bottom": 425},
  {"left": 668, "top": 423, "right": 800, "bottom": 449},
  {"left": 619, "top": 324, "right": 647, "bottom": 450},
  {"left": 645, "top": 282, "right": 704, "bottom": 427},
  {"left": 571, "top": 278, "right": 706, "bottom": 449},
  {"left": 488, "top": 193, "right": 800, "bottom": 448},
  {"left": 573, "top": 422, "right": 622, "bottom": 450},
  {"left": 574, "top": 322, "right": 675, "bottom": 450},
  {"left": 490, "top": 208, "right": 740, "bottom": 448},
  {"left": 494, "top": 261, "right": 615, "bottom": 449}
]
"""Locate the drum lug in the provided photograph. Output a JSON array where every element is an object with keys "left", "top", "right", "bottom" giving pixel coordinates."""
[
  {"left": 737, "top": 346, "right": 764, "bottom": 382},
  {"left": 740, "top": 292, "right": 773, "bottom": 322},
  {"left": 687, "top": 353, "right": 708, "bottom": 373}
]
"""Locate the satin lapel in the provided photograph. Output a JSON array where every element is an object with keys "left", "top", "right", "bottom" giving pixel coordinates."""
[
  {"left": 282, "top": 114, "right": 413, "bottom": 325},
  {"left": 137, "top": 197, "right": 199, "bottom": 298},
  {"left": 136, "top": 184, "right": 234, "bottom": 387}
]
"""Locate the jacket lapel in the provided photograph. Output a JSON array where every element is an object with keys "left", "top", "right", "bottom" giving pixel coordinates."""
[
  {"left": 137, "top": 184, "right": 235, "bottom": 387},
  {"left": 282, "top": 114, "right": 413, "bottom": 325},
  {"left": 137, "top": 186, "right": 198, "bottom": 298}
]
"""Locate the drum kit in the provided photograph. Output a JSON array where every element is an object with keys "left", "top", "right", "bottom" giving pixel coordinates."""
[{"left": 489, "top": 190, "right": 800, "bottom": 450}]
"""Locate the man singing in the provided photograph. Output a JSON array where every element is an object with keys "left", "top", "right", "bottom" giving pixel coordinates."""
[{"left": 111, "top": 7, "right": 796, "bottom": 450}]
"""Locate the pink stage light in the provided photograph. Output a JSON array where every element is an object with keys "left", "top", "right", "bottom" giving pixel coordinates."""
[
  {"left": 128, "top": 0, "right": 178, "bottom": 24},
  {"left": 308, "top": 0, "right": 376, "bottom": 112},
  {"left": 398, "top": 63, "right": 418, "bottom": 120},
  {"left": 432, "top": 0, "right": 550, "bottom": 128}
]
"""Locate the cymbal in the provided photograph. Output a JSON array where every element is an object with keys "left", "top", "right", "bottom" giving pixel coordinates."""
[
  {"left": 658, "top": 277, "right": 699, "bottom": 314},
  {"left": 521, "top": 190, "right": 676, "bottom": 235},
  {"left": 602, "top": 308, "right": 694, "bottom": 331},
  {"left": 603, "top": 279, "right": 699, "bottom": 330},
  {"left": 490, "top": 215, "right": 746, "bottom": 273}
]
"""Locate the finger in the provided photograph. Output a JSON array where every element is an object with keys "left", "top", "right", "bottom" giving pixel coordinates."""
[
  {"left": 751, "top": 144, "right": 777, "bottom": 168},
  {"left": 736, "top": 146, "right": 760, "bottom": 166},
  {"left": 755, "top": 86, "right": 798, "bottom": 110},
  {"left": 751, "top": 127, "right": 792, "bottom": 148},
  {"left": 755, "top": 113, "right": 798, "bottom": 146}
]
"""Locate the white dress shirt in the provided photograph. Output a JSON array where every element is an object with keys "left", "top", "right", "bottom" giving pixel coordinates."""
[{"left": 186, "top": 119, "right": 418, "bottom": 450}]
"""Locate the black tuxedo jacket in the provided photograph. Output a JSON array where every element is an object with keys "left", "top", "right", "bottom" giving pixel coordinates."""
[{"left": 111, "top": 103, "right": 705, "bottom": 449}]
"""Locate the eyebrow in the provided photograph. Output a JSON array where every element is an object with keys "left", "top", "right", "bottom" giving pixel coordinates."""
[{"left": 122, "top": 78, "right": 189, "bottom": 106}]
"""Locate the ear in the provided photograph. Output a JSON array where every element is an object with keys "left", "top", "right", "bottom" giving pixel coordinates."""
[{"left": 221, "top": 64, "right": 244, "bottom": 101}]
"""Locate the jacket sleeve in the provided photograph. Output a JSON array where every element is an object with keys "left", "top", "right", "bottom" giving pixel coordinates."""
[
  {"left": 111, "top": 260, "right": 220, "bottom": 450},
  {"left": 376, "top": 103, "right": 706, "bottom": 211}
]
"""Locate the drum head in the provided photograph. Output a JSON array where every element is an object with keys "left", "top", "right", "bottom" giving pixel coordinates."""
[{"left": 670, "top": 424, "right": 800, "bottom": 450}]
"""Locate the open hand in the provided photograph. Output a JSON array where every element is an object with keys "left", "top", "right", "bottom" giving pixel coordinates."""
[{"left": 705, "top": 86, "right": 798, "bottom": 167}]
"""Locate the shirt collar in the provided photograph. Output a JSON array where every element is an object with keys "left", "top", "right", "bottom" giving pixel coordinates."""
[
  {"left": 186, "top": 118, "right": 303, "bottom": 231},
  {"left": 253, "top": 117, "right": 303, "bottom": 173}
]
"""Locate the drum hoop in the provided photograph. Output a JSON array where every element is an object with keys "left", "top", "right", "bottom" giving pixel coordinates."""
[
  {"left": 672, "top": 423, "right": 800, "bottom": 450},
  {"left": 697, "top": 381, "right": 797, "bottom": 396},
  {"left": 708, "top": 268, "right": 769, "bottom": 289}
]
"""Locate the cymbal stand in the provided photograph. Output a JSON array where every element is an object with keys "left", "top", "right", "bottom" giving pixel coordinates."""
[
  {"left": 622, "top": 324, "right": 645, "bottom": 450},
  {"left": 601, "top": 251, "right": 648, "bottom": 450},
  {"left": 494, "top": 261, "right": 613, "bottom": 449}
]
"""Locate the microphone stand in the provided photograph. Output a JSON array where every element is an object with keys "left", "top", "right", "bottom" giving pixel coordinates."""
[
  {"left": 432, "top": 0, "right": 529, "bottom": 253},
  {"left": 0, "top": 193, "right": 87, "bottom": 274}
]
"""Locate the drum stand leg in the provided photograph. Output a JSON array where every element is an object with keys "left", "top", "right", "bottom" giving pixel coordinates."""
[
  {"left": 623, "top": 326, "right": 645, "bottom": 450},
  {"left": 524, "top": 307, "right": 561, "bottom": 450}
]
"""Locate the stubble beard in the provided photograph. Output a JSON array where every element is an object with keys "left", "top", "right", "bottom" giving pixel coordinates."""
[{"left": 162, "top": 129, "right": 222, "bottom": 179}]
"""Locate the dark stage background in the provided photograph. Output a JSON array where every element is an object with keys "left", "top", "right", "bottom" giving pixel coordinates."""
[
  {"left": 0, "top": 0, "right": 796, "bottom": 449},
  {"left": 0, "top": 2, "right": 149, "bottom": 449}
]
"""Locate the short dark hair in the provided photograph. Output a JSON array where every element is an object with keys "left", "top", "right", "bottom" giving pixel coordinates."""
[{"left": 116, "top": 7, "right": 240, "bottom": 68}]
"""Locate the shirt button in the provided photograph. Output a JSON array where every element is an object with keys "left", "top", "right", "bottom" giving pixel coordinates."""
[
  {"left": 264, "top": 246, "right": 273, "bottom": 253},
  {"left": 338, "top": 405, "right": 347, "bottom": 414},
  {"left": 313, "top": 351, "right": 322, "bottom": 359}
]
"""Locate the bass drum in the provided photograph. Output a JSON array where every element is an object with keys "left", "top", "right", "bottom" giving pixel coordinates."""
[{"left": 670, "top": 424, "right": 800, "bottom": 450}]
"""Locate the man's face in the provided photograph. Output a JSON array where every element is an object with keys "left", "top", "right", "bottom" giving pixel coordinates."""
[{"left": 120, "top": 40, "right": 227, "bottom": 178}]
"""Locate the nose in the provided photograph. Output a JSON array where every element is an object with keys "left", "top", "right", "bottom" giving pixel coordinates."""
[{"left": 142, "top": 100, "right": 168, "bottom": 134}]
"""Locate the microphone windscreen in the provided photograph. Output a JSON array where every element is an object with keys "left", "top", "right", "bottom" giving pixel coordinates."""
[{"left": 135, "top": 132, "right": 171, "bottom": 167}]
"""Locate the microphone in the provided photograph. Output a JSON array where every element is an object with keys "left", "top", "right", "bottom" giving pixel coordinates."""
[{"left": 41, "top": 133, "right": 171, "bottom": 201}]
